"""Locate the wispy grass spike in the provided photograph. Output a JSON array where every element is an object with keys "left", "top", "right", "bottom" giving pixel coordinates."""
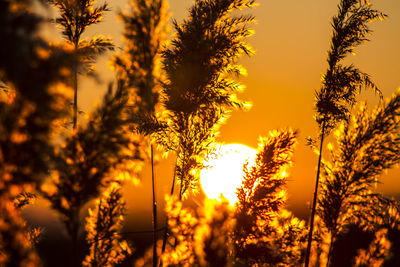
[
  {"left": 112, "top": 1, "right": 170, "bottom": 265},
  {"left": 83, "top": 182, "right": 132, "bottom": 266},
  {"left": 305, "top": 1, "right": 386, "bottom": 265},
  {"left": 318, "top": 91, "right": 400, "bottom": 263},
  {"left": 47, "top": 0, "right": 114, "bottom": 128},
  {"left": 234, "top": 129, "right": 306, "bottom": 265},
  {"left": 160, "top": 0, "right": 255, "bottom": 200}
]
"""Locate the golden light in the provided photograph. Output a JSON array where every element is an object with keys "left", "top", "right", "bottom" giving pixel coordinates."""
[{"left": 200, "top": 144, "right": 257, "bottom": 205}]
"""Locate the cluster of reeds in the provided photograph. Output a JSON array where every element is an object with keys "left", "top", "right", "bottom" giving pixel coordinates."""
[
  {"left": 158, "top": 0, "right": 255, "bottom": 199},
  {"left": 0, "top": 0, "right": 137, "bottom": 265},
  {"left": 305, "top": 0, "right": 388, "bottom": 265},
  {"left": 1, "top": 0, "right": 400, "bottom": 266},
  {"left": 112, "top": 1, "right": 170, "bottom": 265},
  {"left": 0, "top": 0, "right": 74, "bottom": 264},
  {"left": 234, "top": 129, "right": 307, "bottom": 266}
]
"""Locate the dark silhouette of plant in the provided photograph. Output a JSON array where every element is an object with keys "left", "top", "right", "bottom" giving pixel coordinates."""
[
  {"left": 156, "top": 129, "right": 305, "bottom": 266},
  {"left": 0, "top": 194, "right": 41, "bottom": 266},
  {"left": 305, "top": 1, "right": 386, "bottom": 265},
  {"left": 82, "top": 182, "right": 132, "bottom": 266},
  {"left": 318, "top": 91, "right": 400, "bottom": 264},
  {"left": 112, "top": 0, "right": 169, "bottom": 265},
  {"left": 113, "top": 0, "right": 169, "bottom": 116},
  {"left": 13, "top": 192, "right": 37, "bottom": 209},
  {"left": 47, "top": 0, "right": 114, "bottom": 128},
  {"left": 157, "top": 0, "right": 255, "bottom": 258},
  {"left": 41, "top": 80, "right": 141, "bottom": 265},
  {"left": 160, "top": 0, "right": 254, "bottom": 199},
  {"left": 12, "top": 192, "right": 43, "bottom": 246},
  {"left": 0, "top": 0, "right": 73, "bottom": 264},
  {"left": 0, "top": 1, "right": 72, "bottom": 194},
  {"left": 157, "top": 195, "right": 235, "bottom": 266},
  {"left": 354, "top": 228, "right": 391, "bottom": 266},
  {"left": 234, "top": 129, "right": 306, "bottom": 266}
]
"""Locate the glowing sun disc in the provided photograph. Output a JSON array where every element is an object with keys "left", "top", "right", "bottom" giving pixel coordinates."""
[{"left": 200, "top": 144, "right": 257, "bottom": 205}]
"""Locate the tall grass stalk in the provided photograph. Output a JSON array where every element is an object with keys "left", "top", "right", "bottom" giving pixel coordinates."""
[
  {"left": 47, "top": 0, "right": 114, "bottom": 129},
  {"left": 112, "top": 1, "right": 170, "bottom": 264},
  {"left": 160, "top": 158, "right": 177, "bottom": 265},
  {"left": 151, "top": 144, "right": 158, "bottom": 267},
  {"left": 305, "top": 1, "right": 385, "bottom": 265},
  {"left": 0, "top": 0, "right": 73, "bottom": 264},
  {"left": 319, "top": 91, "right": 400, "bottom": 265},
  {"left": 156, "top": 1, "right": 255, "bottom": 261},
  {"left": 305, "top": 121, "right": 326, "bottom": 266}
]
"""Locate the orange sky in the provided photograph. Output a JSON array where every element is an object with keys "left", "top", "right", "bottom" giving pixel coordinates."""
[{"left": 39, "top": 0, "right": 400, "bottom": 224}]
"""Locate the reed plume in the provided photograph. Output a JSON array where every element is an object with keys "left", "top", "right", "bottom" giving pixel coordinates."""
[
  {"left": 159, "top": 0, "right": 255, "bottom": 199},
  {"left": 305, "top": 1, "right": 386, "bottom": 265},
  {"left": 318, "top": 91, "right": 400, "bottom": 264},
  {"left": 354, "top": 228, "right": 392, "bottom": 267},
  {"left": 47, "top": 0, "right": 114, "bottom": 128},
  {"left": 82, "top": 182, "right": 132, "bottom": 266},
  {"left": 42, "top": 81, "right": 141, "bottom": 265},
  {"left": 234, "top": 129, "right": 306, "bottom": 266},
  {"left": 0, "top": 0, "right": 73, "bottom": 264},
  {"left": 159, "top": 195, "right": 235, "bottom": 266},
  {"left": 112, "top": 0, "right": 170, "bottom": 265}
]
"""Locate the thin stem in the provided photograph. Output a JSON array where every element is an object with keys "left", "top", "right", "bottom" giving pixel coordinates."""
[
  {"left": 72, "top": 39, "right": 78, "bottom": 129},
  {"left": 92, "top": 198, "right": 102, "bottom": 267},
  {"left": 304, "top": 120, "right": 326, "bottom": 267},
  {"left": 179, "top": 177, "right": 183, "bottom": 201},
  {"left": 159, "top": 157, "right": 178, "bottom": 267},
  {"left": 174, "top": 165, "right": 184, "bottom": 249},
  {"left": 178, "top": 159, "right": 185, "bottom": 201},
  {"left": 326, "top": 232, "right": 336, "bottom": 267},
  {"left": 170, "top": 158, "right": 177, "bottom": 196},
  {"left": 151, "top": 144, "right": 158, "bottom": 267},
  {"left": 71, "top": 38, "right": 79, "bottom": 265}
]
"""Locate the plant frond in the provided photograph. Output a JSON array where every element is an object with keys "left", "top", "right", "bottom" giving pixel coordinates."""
[
  {"left": 83, "top": 182, "right": 132, "bottom": 266},
  {"left": 319, "top": 91, "right": 400, "bottom": 236},
  {"left": 354, "top": 228, "right": 391, "bottom": 267},
  {"left": 234, "top": 129, "right": 306, "bottom": 265},
  {"left": 315, "top": 0, "right": 386, "bottom": 133},
  {"left": 43, "top": 81, "right": 142, "bottom": 237}
]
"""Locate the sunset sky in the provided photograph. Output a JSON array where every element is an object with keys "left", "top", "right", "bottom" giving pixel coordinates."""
[{"left": 38, "top": 0, "right": 400, "bottom": 225}]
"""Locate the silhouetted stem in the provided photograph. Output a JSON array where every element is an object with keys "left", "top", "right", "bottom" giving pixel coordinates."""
[
  {"left": 72, "top": 36, "right": 79, "bottom": 129},
  {"left": 179, "top": 178, "right": 183, "bottom": 201},
  {"left": 72, "top": 39, "right": 78, "bottom": 129},
  {"left": 326, "top": 232, "right": 336, "bottom": 267},
  {"left": 151, "top": 144, "right": 158, "bottom": 267},
  {"left": 178, "top": 160, "right": 185, "bottom": 201},
  {"left": 73, "top": 67, "right": 78, "bottom": 129},
  {"left": 71, "top": 38, "right": 79, "bottom": 266},
  {"left": 175, "top": 168, "right": 184, "bottom": 249},
  {"left": 159, "top": 157, "right": 178, "bottom": 267},
  {"left": 71, "top": 211, "right": 80, "bottom": 267},
  {"left": 170, "top": 159, "right": 177, "bottom": 196},
  {"left": 92, "top": 198, "right": 102, "bottom": 267},
  {"left": 304, "top": 121, "right": 326, "bottom": 267}
]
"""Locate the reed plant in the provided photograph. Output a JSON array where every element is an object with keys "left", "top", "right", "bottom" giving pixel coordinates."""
[
  {"left": 112, "top": 0, "right": 170, "bottom": 265},
  {"left": 234, "top": 129, "right": 306, "bottom": 266},
  {"left": 82, "top": 182, "right": 132, "bottom": 266},
  {"left": 305, "top": 1, "right": 386, "bottom": 265},
  {"left": 0, "top": 0, "right": 74, "bottom": 265},
  {"left": 2, "top": 0, "right": 400, "bottom": 265},
  {"left": 41, "top": 80, "right": 141, "bottom": 265},
  {"left": 318, "top": 92, "right": 400, "bottom": 264},
  {"left": 47, "top": 0, "right": 114, "bottom": 128},
  {"left": 156, "top": 0, "right": 255, "bottom": 259}
]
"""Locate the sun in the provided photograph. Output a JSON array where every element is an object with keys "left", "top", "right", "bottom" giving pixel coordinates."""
[{"left": 200, "top": 143, "right": 257, "bottom": 205}]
